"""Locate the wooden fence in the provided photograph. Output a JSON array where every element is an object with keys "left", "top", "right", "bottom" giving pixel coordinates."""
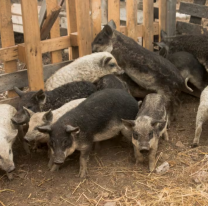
[{"left": 0, "top": 0, "right": 171, "bottom": 103}]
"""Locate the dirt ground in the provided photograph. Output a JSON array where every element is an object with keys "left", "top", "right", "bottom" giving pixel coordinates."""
[{"left": 1, "top": 93, "right": 208, "bottom": 206}]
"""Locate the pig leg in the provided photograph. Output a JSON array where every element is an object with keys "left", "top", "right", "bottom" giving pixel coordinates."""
[
  {"left": 192, "top": 106, "right": 208, "bottom": 147},
  {"left": 148, "top": 139, "right": 159, "bottom": 172},
  {"left": 192, "top": 121, "right": 203, "bottom": 147},
  {"left": 162, "top": 129, "right": 169, "bottom": 141},
  {"left": 6, "top": 172, "right": 13, "bottom": 180},
  {"left": 79, "top": 146, "right": 92, "bottom": 178},
  {"left": 133, "top": 145, "right": 144, "bottom": 164}
]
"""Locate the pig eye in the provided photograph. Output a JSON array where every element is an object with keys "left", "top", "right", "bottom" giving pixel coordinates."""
[
  {"left": 27, "top": 105, "right": 33, "bottom": 110},
  {"left": 133, "top": 132, "right": 138, "bottom": 139},
  {"left": 98, "top": 38, "right": 102, "bottom": 42},
  {"left": 9, "top": 149, "right": 11, "bottom": 154},
  {"left": 109, "top": 63, "right": 116, "bottom": 67},
  {"left": 0, "top": 155, "right": 2, "bottom": 159},
  {"left": 149, "top": 132, "right": 153, "bottom": 139}
]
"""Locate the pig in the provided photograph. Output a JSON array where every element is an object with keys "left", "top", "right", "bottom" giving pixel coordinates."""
[
  {"left": 0, "top": 104, "right": 18, "bottom": 180},
  {"left": 118, "top": 73, "right": 150, "bottom": 98},
  {"left": 45, "top": 52, "right": 124, "bottom": 91},
  {"left": 95, "top": 74, "right": 150, "bottom": 98},
  {"left": 122, "top": 94, "right": 169, "bottom": 172},
  {"left": 11, "top": 81, "right": 96, "bottom": 125},
  {"left": 37, "top": 89, "right": 139, "bottom": 178},
  {"left": 92, "top": 20, "right": 193, "bottom": 100},
  {"left": 192, "top": 86, "right": 208, "bottom": 147},
  {"left": 23, "top": 98, "right": 85, "bottom": 171},
  {"left": 158, "top": 30, "right": 208, "bottom": 72},
  {"left": 94, "top": 74, "right": 129, "bottom": 92},
  {"left": 154, "top": 42, "right": 208, "bottom": 91}
]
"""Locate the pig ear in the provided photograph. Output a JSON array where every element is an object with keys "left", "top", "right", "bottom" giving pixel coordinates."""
[
  {"left": 32, "top": 90, "right": 46, "bottom": 103},
  {"left": 107, "top": 20, "right": 117, "bottom": 30},
  {"left": 103, "top": 25, "right": 113, "bottom": 37},
  {"left": 161, "top": 30, "right": 167, "bottom": 40},
  {"left": 37, "top": 125, "right": 52, "bottom": 133},
  {"left": 151, "top": 119, "right": 166, "bottom": 127},
  {"left": 121, "top": 119, "right": 135, "bottom": 129},
  {"left": 14, "top": 87, "right": 25, "bottom": 97},
  {"left": 23, "top": 106, "right": 34, "bottom": 117},
  {"left": 65, "top": 125, "right": 80, "bottom": 133},
  {"left": 42, "top": 110, "right": 53, "bottom": 123},
  {"left": 102, "top": 56, "right": 112, "bottom": 67}
]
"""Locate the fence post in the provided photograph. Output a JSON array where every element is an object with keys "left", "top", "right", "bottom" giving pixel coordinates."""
[
  {"left": 0, "top": 0, "right": 18, "bottom": 97},
  {"left": 126, "top": 0, "right": 137, "bottom": 41},
  {"left": 159, "top": 0, "right": 167, "bottom": 41},
  {"left": 143, "top": 0, "right": 154, "bottom": 51},
  {"left": 21, "top": 0, "right": 44, "bottom": 91},
  {"left": 66, "top": 0, "right": 79, "bottom": 59},
  {"left": 46, "top": 0, "right": 62, "bottom": 63},
  {"left": 91, "top": 0, "right": 102, "bottom": 39},
  {"left": 166, "top": 0, "right": 176, "bottom": 36},
  {"left": 108, "top": 0, "right": 120, "bottom": 30},
  {"left": 75, "top": 0, "right": 92, "bottom": 57}
]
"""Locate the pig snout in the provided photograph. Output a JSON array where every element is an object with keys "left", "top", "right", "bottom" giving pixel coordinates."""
[
  {"left": 139, "top": 144, "right": 150, "bottom": 154},
  {"left": 6, "top": 163, "right": 15, "bottom": 173},
  {"left": 140, "top": 148, "right": 149, "bottom": 154},
  {"left": 53, "top": 151, "right": 65, "bottom": 164},
  {"left": 115, "top": 67, "right": 124, "bottom": 75}
]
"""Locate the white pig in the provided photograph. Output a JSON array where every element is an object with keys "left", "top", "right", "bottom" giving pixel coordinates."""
[
  {"left": 0, "top": 104, "right": 18, "bottom": 180},
  {"left": 45, "top": 52, "right": 124, "bottom": 91}
]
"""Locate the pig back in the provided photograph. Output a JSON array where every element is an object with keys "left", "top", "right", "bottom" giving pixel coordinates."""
[
  {"left": 53, "top": 89, "right": 139, "bottom": 134},
  {"left": 138, "top": 94, "right": 167, "bottom": 120}
]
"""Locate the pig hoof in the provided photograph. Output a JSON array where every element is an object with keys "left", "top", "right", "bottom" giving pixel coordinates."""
[
  {"left": 50, "top": 164, "right": 60, "bottom": 172},
  {"left": 78, "top": 170, "right": 88, "bottom": 178},
  {"left": 7, "top": 172, "right": 14, "bottom": 180},
  {"left": 191, "top": 143, "right": 199, "bottom": 148}
]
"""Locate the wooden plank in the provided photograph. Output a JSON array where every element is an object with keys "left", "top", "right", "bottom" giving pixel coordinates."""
[
  {"left": 46, "top": 0, "right": 62, "bottom": 63},
  {"left": 190, "top": 0, "right": 206, "bottom": 25},
  {"left": 18, "top": 44, "right": 26, "bottom": 63},
  {"left": 66, "top": 0, "right": 79, "bottom": 59},
  {"left": 108, "top": 0, "right": 120, "bottom": 30},
  {"left": 0, "top": 0, "right": 18, "bottom": 98},
  {"left": 126, "top": 0, "right": 137, "bottom": 41},
  {"left": 0, "top": 46, "right": 18, "bottom": 62},
  {"left": 176, "top": 21, "right": 208, "bottom": 35},
  {"left": 159, "top": 0, "right": 167, "bottom": 41},
  {"left": 39, "top": 0, "right": 47, "bottom": 28},
  {"left": 13, "top": 24, "right": 24, "bottom": 33},
  {"left": 12, "top": 15, "right": 23, "bottom": 25},
  {"left": 0, "top": 36, "right": 73, "bottom": 62},
  {"left": 143, "top": 0, "right": 154, "bottom": 51},
  {"left": 11, "top": 3, "right": 41, "bottom": 16},
  {"left": 40, "top": 6, "right": 62, "bottom": 40},
  {"left": 101, "top": 0, "right": 108, "bottom": 25},
  {"left": 91, "top": 0, "right": 102, "bottom": 39},
  {"left": 0, "top": 97, "right": 20, "bottom": 109},
  {"left": 21, "top": 0, "right": 44, "bottom": 91},
  {"left": 0, "top": 60, "right": 73, "bottom": 93},
  {"left": 75, "top": 0, "right": 92, "bottom": 57},
  {"left": 166, "top": 0, "right": 176, "bottom": 36},
  {"left": 41, "top": 36, "right": 72, "bottom": 53},
  {"left": 179, "top": 2, "right": 208, "bottom": 19}
]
